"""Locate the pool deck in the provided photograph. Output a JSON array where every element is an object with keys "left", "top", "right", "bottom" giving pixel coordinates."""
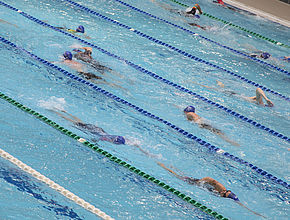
[{"left": 223, "top": 0, "right": 290, "bottom": 27}]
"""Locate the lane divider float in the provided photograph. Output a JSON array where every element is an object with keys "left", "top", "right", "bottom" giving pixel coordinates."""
[{"left": 0, "top": 147, "right": 114, "bottom": 220}]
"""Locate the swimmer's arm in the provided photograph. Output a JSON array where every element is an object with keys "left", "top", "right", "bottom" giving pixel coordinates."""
[
  {"left": 157, "top": 162, "right": 185, "bottom": 181},
  {"left": 236, "top": 201, "right": 266, "bottom": 218},
  {"left": 133, "top": 144, "right": 152, "bottom": 157}
]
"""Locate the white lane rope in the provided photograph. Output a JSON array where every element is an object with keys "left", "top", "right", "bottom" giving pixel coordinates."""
[{"left": 0, "top": 148, "right": 114, "bottom": 220}]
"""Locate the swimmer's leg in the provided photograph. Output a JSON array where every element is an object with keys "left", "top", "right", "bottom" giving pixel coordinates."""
[
  {"left": 218, "top": 133, "right": 240, "bottom": 147},
  {"left": 51, "top": 109, "right": 83, "bottom": 124},
  {"left": 157, "top": 162, "right": 185, "bottom": 180}
]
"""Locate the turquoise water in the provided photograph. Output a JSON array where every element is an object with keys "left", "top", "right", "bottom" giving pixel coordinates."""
[{"left": 0, "top": 0, "right": 289, "bottom": 219}]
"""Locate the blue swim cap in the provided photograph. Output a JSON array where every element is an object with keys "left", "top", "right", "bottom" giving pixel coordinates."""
[
  {"left": 113, "top": 136, "right": 125, "bottom": 145},
  {"left": 227, "top": 192, "right": 239, "bottom": 201},
  {"left": 195, "top": 15, "right": 200, "bottom": 19},
  {"left": 184, "top": 106, "right": 195, "bottom": 113},
  {"left": 76, "top": 25, "right": 85, "bottom": 33},
  {"left": 63, "top": 51, "right": 72, "bottom": 60},
  {"left": 261, "top": 52, "right": 270, "bottom": 59}
]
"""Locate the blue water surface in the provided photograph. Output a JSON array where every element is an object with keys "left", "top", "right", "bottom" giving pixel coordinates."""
[{"left": 0, "top": 0, "right": 289, "bottom": 219}]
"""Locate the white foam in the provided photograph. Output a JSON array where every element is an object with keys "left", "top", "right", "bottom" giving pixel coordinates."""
[{"left": 38, "top": 96, "right": 67, "bottom": 111}]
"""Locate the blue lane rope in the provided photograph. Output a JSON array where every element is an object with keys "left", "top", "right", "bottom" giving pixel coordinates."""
[
  {"left": 0, "top": 1, "right": 288, "bottom": 143},
  {"left": 0, "top": 35, "right": 289, "bottom": 191},
  {"left": 58, "top": 0, "right": 290, "bottom": 102},
  {"left": 110, "top": 0, "right": 290, "bottom": 77}
]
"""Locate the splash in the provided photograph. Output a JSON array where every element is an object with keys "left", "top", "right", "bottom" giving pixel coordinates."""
[{"left": 38, "top": 96, "right": 66, "bottom": 111}]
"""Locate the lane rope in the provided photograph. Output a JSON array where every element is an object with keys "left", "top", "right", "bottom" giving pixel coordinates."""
[
  {"left": 166, "top": 0, "right": 290, "bottom": 48},
  {"left": 0, "top": 1, "right": 288, "bottom": 142},
  {"left": 110, "top": 0, "right": 290, "bottom": 76},
  {"left": 0, "top": 147, "right": 114, "bottom": 220},
  {"left": 0, "top": 94, "right": 227, "bottom": 220},
  {"left": 0, "top": 36, "right": 288, "bottom": 191}
]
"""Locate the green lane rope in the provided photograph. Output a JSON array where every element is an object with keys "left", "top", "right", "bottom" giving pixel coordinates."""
[
  {"left": 0, "top": 92, "right": 228, "bottom": 220},
  {"left": 167, "top": 0, "right": 290, "bottom": 48}
]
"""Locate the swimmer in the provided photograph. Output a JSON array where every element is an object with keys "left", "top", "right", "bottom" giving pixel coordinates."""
[
  {"left": 213, "top": 0, "right": 238, "bottom": 11},
  {"left": 151, "top": 0, "right": 202, "bottom": 19},
  {"left": 50, "top": 109, "right": 149, "bottom": 155},
  {"left": 61, "top": 51, "right": 103, "bottom": 81},
  {"left": 158, "top": 162, "right": 265, "bottom": 218},
  {"left": 62, "top": 51, "right": 85, "bottom": 72},
  {"left": 247, "top": 88, "right": 274, "bottom": 107},
  {"left": 192, "top": 81, "right": 274, "bottom": 107},
  {"left": 72, "top": 47, "right": 112, "bottom": 73},
  {"left": 55, "top": 25, "right": 91, "bottom": 39},
  {"left": 282, "top": 56, "right": 290, "bottom": 62},
  {"left": 62, "top": 50, "right": 127, "bottom": 91},
  {"left": 184, "top": 106, "right": 240, "bottom": 146},
  {"left": 51, "top": 109, "right": 125, "bottom": 144},
  {"left": 213, "top": 0, "right": 225, "bottom": 6},
  {"left": 250, "top": 52, "right": 271, "bottom": 60},
  {"left": 185, "top": 4, "right": 203, "bottom": 17}
]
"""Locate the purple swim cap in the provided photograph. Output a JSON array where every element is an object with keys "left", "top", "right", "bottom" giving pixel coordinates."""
[
  {"left": 227, "top": 192, "right": 239, "bottom": 201},
  {"left": 113, "top": 136, "right": 125, "bottom": 145},
  {"left": 76, "top": 25, "right": 85, "bottom": 33},
  {"left": 184, "top": 106, "right": 195, "bottom": 113},
  {"left": 100, "top": 135, "right": 125, "bottom": 145},
  {"left": 63, "top": 51, "right": 72, "bottom": 60},
  {"left": 261, "top": 52, "right": 270, "bottom": 59}
]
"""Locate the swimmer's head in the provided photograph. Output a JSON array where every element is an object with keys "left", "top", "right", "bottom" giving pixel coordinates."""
[
  {"left": 184, "top": 106, "right": 195, "bottom": 113},
  {"left": 113, "top": 136, "right": 125, "bottom": 145},
  {"left": 261, "top": 52, "right": 270, "bottom": 59},
  {"left": 76, "top": 25, "right": 85, "bottom": 33},
  {"left": 224, "top": 190, "right": 239, "bottom": 201},
  {"left": 195, "top": 15, "right": 200, "bottom": 19},
  {"left": 63, "top": 51, "right": 72, "bottom": 60},
  {"left": 185, "top": 7, "right": 196, "bottom": 15}
]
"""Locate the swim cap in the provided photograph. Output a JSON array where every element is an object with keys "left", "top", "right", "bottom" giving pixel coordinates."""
[
  {"left": 184, "top": 106, "right": 195, "bottom": 113},
  {"left": 113, "top": 136, "right": 125, "bottom": 145},
  {"left": 185, "top": 7, "right": 196, "bottom": 14},
  {"left": 261, "top": 52, "right": 270, "bottom": 59},
  {"left": 227, "top": 192, "right": 239, "bottom": 201},
  {"left": 195, "top": 15, "right": 200, "bottom": 19},
  {"left": 100, "top": 135, "right": 125, "bottom": 145},
  {"left": 63, "top": 51, "right": 72, "bottom": 60},
  {"left": 76, "top": 25, "right": 85, "bottom": 33}
]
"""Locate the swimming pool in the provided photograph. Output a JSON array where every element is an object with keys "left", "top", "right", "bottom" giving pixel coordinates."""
[{"left": 0, "top": 0, "right": 289, "bottom": 219}]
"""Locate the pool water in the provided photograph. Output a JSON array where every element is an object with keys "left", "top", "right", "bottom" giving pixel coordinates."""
[{"left": 0, "top": 0, "right": 289, "bottom": 219}]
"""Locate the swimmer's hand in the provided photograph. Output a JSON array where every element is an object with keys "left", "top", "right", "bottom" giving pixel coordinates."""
[
  {"left": 266, "top": 99, "right": 274, "bottom": 107},
  {"left": 216, "top": 80, "right": 225, "bottom": 88}
]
